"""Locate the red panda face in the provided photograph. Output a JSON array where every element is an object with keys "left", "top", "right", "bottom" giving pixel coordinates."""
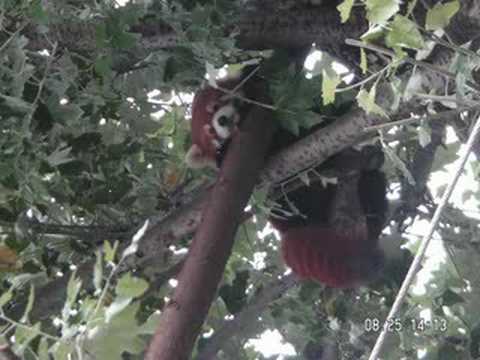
[{"left": 186, "top": 83, "right": 241, "bottom": 169}]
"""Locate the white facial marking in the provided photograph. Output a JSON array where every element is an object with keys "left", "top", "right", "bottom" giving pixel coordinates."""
[{"left": 212, "top": 104, "right": 238, "bottom": 139}]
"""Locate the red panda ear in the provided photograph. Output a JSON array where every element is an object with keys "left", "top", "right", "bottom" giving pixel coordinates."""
[{"left": 185, "top": 144, "right": 216, "bottom": 169}]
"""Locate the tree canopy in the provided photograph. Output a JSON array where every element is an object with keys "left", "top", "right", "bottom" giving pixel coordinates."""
[{"left": 0, "top": 0, "right": 480, "bottom": 359}]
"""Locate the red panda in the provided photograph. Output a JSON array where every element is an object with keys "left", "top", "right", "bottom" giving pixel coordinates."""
[
  {"left": 185, "top": 79, "right": 243, "bottom": 169},
  {"left": 186, "top": 78, "right": 388, "bottom": 288},
  {"left": 270, "top": 162, "right": 388, "bottom": 288}
]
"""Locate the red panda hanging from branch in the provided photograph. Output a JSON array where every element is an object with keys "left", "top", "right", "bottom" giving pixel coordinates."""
[
  {"left": 185, "top": 78, "right": 244, "bottom": 169},
  {"left": 185, "top": 74, "right": 388, "bottom": 288}
]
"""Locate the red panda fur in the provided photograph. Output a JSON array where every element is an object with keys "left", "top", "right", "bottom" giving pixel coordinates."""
[
  {"left": 278, "top": 222, "right": 382, "bottom": 287},
  {"left": 186, "top": 79, "right": 242, "bottom": 169}
]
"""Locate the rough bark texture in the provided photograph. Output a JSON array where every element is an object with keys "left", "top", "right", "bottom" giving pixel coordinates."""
[{"left": 259, "top": 107, "right": 386, "bottom": 185}]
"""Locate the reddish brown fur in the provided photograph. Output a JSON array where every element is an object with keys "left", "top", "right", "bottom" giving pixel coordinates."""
[
  {"left": 279, "top": 223, "right": 372, "bottom": 287},
  {"left": 186, "top": 79, "right": 242, "bottom": 168}
]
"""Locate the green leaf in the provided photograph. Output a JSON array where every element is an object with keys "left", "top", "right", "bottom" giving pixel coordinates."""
[
  {"left": 278, "top": 111, "right": 300, "bottom": 135},
  {"left": 28, "top": 0, "right": 48, "bottom": 24},
  {"left": 45, "top": 146, "right": 73, "bottom": 167},
  {"left": 38, "top": 337, "right": 49, "bottom": 360},
  {"left": 361, "top": 25, "right": 386, "bottom": 43},
  {"left": 386, "top": 15, "right": 425, "bottom": 50},
  {"left": 104, "top": 240, "right": 118, "bottom": 263},
  {"left": 66, "top": 271, "right": 81, "bottom": 304},
  {"left": 0, "top": 288, "right": 12, "bottom": 309},
  {"left": 51, "top": 341, "right": 74, "bottom": 360},
  {"left": 337, "top": 0, "right": 354, "bottom": 23},
  {"left": 0, "top": 94, "right": 32, "bottom": 114},
  {"left": 322, "top": 70, "right": 341, "bottom": 105},
  {"left": 14, "top": 322, "right": 41, "bottom": 354},
  {"left": 111, "top": 31, "right": 138, "bottom": 50},
  {"left": 356, "top": 87, "right": 388, "bottom": 118},
  {"left": 62, "top": 271, "right": 82, "bottom": 321},
  {"left": 138, "top": 312, "right": 161, "bottom": 334},
  {"left": 251, "top": 188, "right": 269, "bottom": 208},
  {"left": 115, "top": 273, "right": 149, "bottom": 299},
  {"left": 85, "top": 302, "right": 147, "bottom": 359},
  {"left": 425, "top": 1, "right": 460, "bottom": 31},
  {"left": 270, "top": 71, "right": 323, "bottom": 135},
  {"left": 95, "top": 23, "right": 108, "bottom": 47},
  {"left": 365, "top": 0, "right": 401, "bottom": 25},
  {"left": 105, "top": 297, "right": 132, "bottom": 323},
  {"left": 94, "top": 55, "right": 113, "bottom": 78},
  {"left": 383, "top": 143, "right": 415, "bottom": 185},
  {"left": 20, "top": 285, "right": 35, "bottom": 323},
  {"left": 79, "top": 297, "right": 97, "bottom": 321},
  {"left": 50, "top": 103, "right": 84, "bottom": 124}
]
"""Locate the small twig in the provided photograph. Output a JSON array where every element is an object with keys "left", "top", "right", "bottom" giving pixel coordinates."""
[
  {"left": 215, "top": 66, "right": 298, "bottom": 114},
  {"left": 217, "top": 84, "right": 278, "bottom": 111},
  {"left": 336, "top": 65, "right": 390, "bottom": 93},
  {"left": 232, "top": 65, "right": 260, "bottom": 93},
  {"left": 366, "top": 115, "right": 424, "bottom": 131}
]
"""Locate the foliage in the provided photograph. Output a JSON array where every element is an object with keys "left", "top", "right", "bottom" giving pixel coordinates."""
[{"left": 0, "top": 0, "right": 478, "bottom": 359}]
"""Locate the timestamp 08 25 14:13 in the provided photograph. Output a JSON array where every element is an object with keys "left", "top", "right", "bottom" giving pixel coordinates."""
[{"left": 364, "top": 317, "right": 448, "bottom": 333}]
